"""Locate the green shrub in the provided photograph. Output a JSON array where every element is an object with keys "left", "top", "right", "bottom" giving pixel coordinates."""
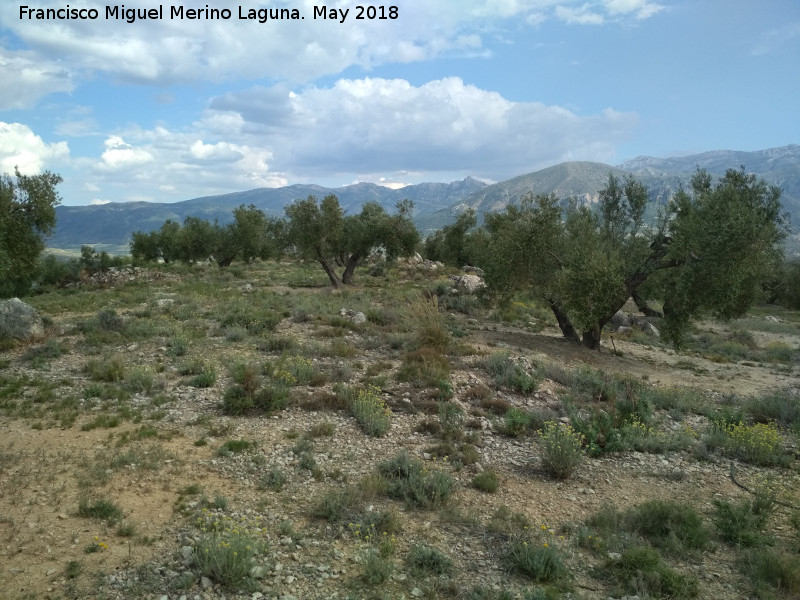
[
  {"left": 397, "top": 347, "right": 451, "bottom": 387},
  {"left": 472, "top": 469, "right": 499, "bottom": 493},
  {"left": 486, "top": 352, "right": 540, "bottom": 393},
  {"left": 725, "top": 421, "right": 784, "bottom": 466},
  {"left": 361, "top": 547, "right": 393, "bottom": 584},
  {"left": 217, "top": 439, "right": 255, "bottom": 456},
  {"left": 539, "top": 422, "right": 584, "bottom": 480},
  {"left": 85, "top": 356, "right": 126, "bottom": 382},
  {"left": 410, "top": 294, "right": 450, "bottom": 352},
  {"left": 741, "top": 547, "right": 800, "bottom": 598},
  {"left": 379, "top": 451, "right": 454, "bottom": 509},
  {"left": 747, "top": 391, "right": 800, "bottom": 427},
  {"left": 624, "top": 500, "right": 710, "bottom": 555},
  {"left": 189, "top": 364, "right": 217, "bottom": 388},
  {"left": 438, "top": 401, "right": 465, "bottom": 435},
  {"left": 194, "top": 530, "right": 261, "bottom": 590},
  {"left": 407, "top": 544, "right": 453, "bottom": 575},
  {"left": 349, "top": 386, "right": 391, "bottom": 437},
  {"left": 713, "top": 488, "right": 775, "bottom": 547},
  {"left": 505, "top": 535, "right": 568, "bottom": 583},
  {"left": 258, "top": 467, "right": 286, "bottom": 492},
  {"left": 78, "top": 497, "right": 123, "bottom": 523},
  {"left": 503, "top": 407, "right": 533, "bottom": 437},
  {"left": 97, "top": 308, "right": 125, "bottom": 332},
  {"left": 607, "top": 546, "right": 698, "bottom": 599}
]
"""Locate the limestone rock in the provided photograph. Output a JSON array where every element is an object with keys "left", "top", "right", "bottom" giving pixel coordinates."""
[{"left": 0, "top": 298, "right": 45, "bottom": 340}]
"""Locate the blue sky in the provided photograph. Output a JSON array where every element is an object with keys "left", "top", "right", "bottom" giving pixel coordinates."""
[{"left": 1, "top": 0, "right": 798, "bottom": 206}]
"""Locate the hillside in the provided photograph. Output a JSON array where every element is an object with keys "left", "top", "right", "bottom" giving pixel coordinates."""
[
  {"left": 49, "top": 177, "right": 487, "bottom": 253},
  {"left": 48, "top": 145, "right": 800, "bottom": 254},
  {"left": 1, "top": 260, "right": 799, "bottom": 599},
  {"left": 431, "top": 145, "right": 800, "bottom": 229}
]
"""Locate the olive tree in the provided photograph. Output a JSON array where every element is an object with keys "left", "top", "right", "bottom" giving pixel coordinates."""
[
  {"left": 0, "top": 169, "right": 62, "bottom": 297},
  {"left": 479, "top": 168, "right": 786, "bottom": 349},
  {"left": 285, "top": 194, "right": 419, "bottom": 287}
]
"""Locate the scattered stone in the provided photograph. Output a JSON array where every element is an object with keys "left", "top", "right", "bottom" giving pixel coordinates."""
[
  {"left": 449, "top": 273, "right": 486, "bottom": 294},
  {"left": 0, "top": 298, "right": 44, "bottom": 340}
]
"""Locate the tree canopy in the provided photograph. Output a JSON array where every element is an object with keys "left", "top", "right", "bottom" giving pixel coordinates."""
[
  {"left": 0, "top": 169, "right": 62, "bottom": 297},
  {"left": 479, "top": 168, "right": 787, "bottom": 349},
  {"left": 285, "top": 194, "right": 419, "bottom": 286},
  {"left": 130, "top": 204, "right": 285, "bottom": 268}
]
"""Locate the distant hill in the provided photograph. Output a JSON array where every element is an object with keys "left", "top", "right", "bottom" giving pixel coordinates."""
[
  {"left": 48, "top": 145, "right": 799, "bottom": 254},
  {"left": 429, "top": 145, "right": 800, "bottom": 232},
  {"left": 49, "top": 177, "right": 487, "bottom": 253}
]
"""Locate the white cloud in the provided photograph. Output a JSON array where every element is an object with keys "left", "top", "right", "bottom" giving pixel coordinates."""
[
  {"left": 0, "top": 122, "right": 69, "bottom": 174},
  {"left": 0, "top": 47, "right": 74, "bottom": 109},
  {"left": 97, "top": 136, "right": 154, "bottom": 170},
  {"left": 555, "top": 4, "right": 605, "bottom": 25},
  {"left": 604, "top": 0, "right": 665, "bottom": 19},
  {"left": 1, "top": 0, "right": 667, "bottom": 93},
  {"left": 203, "top": 77, "right": 637, "bottom": 181}
]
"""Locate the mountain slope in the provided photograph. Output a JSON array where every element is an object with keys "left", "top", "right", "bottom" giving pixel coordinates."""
[{"left": 49, "top": 177, "right": 487, "bottom": 252}]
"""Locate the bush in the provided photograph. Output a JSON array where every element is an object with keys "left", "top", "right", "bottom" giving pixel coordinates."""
[
  {"left": 539, "top": 422, "right": 584, "bottom": 480},
  {"left": 505, "top": 536, "right": 568, "bottom": 583},
  {"left": 397, "top": 347, "right": 451, "bottom": 387},
  {"left": 438, "top": 401, "right": 465, "bottom": 436},
  {"left": 379, "top": 451, "right": 454, "bottom": 509},
  {"left": 85, "top": 356, "right": 126, "bottom": 382},
  {"left": 740, "top": 547, "right": 800, "bottom": 598},
  {"left": 78, "top": 497, "right": 123, "bottom": 523},
  {"left": 486, "top": 352, "right": 540, "bottom": 393},
  {"left": 504, "top": 407, "right": 533, "bottom": 437},
  {"left": 194, "top": 530, "right": 261, "bottom": 590},
  {"left": 407, "top": 544, "right": 453, "bottom": 575},
  {"left": 713, "top": 488, "right": 775, "bottom": 547},
  {"left": 725, "top": 421, "right": 784, "bottom": 466},
  {"left": 607, "top": 546, "right": 698, "bottom": 599},
  {"left": 349, "top": 386, "right": 391, "bottom": 437},
  {"left": 624, "top": 500, "right": 710, "bottom": 555},
  {"left": 472, "top": 469, "right": 499, "bottom": 493}
]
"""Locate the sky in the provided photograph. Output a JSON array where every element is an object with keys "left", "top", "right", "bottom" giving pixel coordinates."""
[{"left": 0, "top": 0, "right": 798, "bottom": 206}]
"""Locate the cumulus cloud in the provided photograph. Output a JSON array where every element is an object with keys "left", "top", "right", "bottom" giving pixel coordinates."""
[
  {"left": 0, "top": 48, "right": 74, "bottom": 109},
  {"left": 0, "top": 122, "right": 69, "bottom": 174},
  {"left": 97, "top": 136, "right": 155, "bottom": 170},
  {"left": 203, "top": 77, "right": 637, "bottom": 181},
  {"left": 2, "top": 0, "right": 666, "bottom": 90}
]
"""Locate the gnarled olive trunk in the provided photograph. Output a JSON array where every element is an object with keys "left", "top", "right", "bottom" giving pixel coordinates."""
[{"left": 341, "top": 252, "right": 361, "bottom": 285}]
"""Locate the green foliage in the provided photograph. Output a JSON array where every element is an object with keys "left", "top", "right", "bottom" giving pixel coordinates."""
[
  {"left": 423, "top": 208, "right": 478, "bottom": 266},
  {"left": 285, "top": 194, "right": 418, "bottom": 286},
  {"left": 478, "top": 169, "right": 787, "bottom": 349},
  {"left": 0, "top": 169, "right": 62, "bottom": 297},
  {"left": 193, "top": 529, "right": 262, "bottom": 590},
  {"left": 78, "top": 497, "right": 123, "bottom": 523},
  {"left": 485, "top": 352, "right": 541, "bottom": 393},
  {"left": 606, "top": 546, "right": 699, "bottom": 599},
  {"left": 85, "top": 356, "right": 126, "bottom": 382},
  {"left": 746, "top": 391, "right": 800, "bottom": 428},
  {"left": 378, "top": 451, "right": 454, "bottom": 509},
  {"left": 740, "top": 547, "right": 800, "bottom": 598},
  {"left": 725, "top": 421, "right": 785, "bottom": 466},
  {"left": 438, "top": 401, "right": 465, "bottom": 436},
  {"left": 407, "top": 544, "right": 453, "bottom": 575},
  {"left": 623, "top": 500, "right": 710, "bottom": 555},
  {"left": 216, "top": 439, "right": 255, "bottom": 456},
  {"left": 471, "top": 469, "right": 499, "bottom": 493},
  {"left": 538, "top": 422, "right": 584, "bottom": 480},
  {"left": 505, "top": 535, "right": 569, "bottom": 583},
  {"left": 503, "top": 407, "right": 533, "bottom": 437},
  {"left": 349, "top": 385, "right": 392, "bottom": 437},
  {"left": 713, "top": 489, "right": 775, "bottom": 547}
]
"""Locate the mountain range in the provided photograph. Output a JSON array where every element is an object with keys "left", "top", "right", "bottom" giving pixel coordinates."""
[{"left": 49, "top": 145, "right": 800, "bottom": 255}]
